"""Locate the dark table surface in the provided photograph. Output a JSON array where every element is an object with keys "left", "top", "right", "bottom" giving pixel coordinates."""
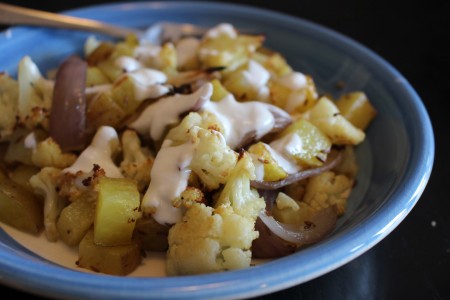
[{"left": 1, "top": 1, "right": 449, "bottom": 299}]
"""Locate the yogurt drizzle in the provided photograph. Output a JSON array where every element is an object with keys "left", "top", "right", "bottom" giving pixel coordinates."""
[{"left": 63, "top": 126, "right": 123, "bottom": 178}]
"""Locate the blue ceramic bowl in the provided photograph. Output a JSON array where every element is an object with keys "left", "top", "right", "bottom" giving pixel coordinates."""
[{"left": 0, "top": 2, "right": 434, "bottom": 299}]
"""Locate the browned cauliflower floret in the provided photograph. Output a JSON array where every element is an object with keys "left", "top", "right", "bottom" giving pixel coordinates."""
[
  {"left": 119, "top": 129, "right": 154, "bottom": 193},
  {"left": 172, "top": 186, "right": 206, "bottom": 208},
  {"left": 29, "top": 167, "right": 66, "bottom": 241},
  {"left": 17, "top": 56, "right": 54, "bottom": 130},
  {"left": 31, "top": 137, "right": 77, "bottom": 169},
  {"left": 190, "top": 127, "right": 238, "bottom": 191},
  {"left": 302, "top": 171, "right": 354, "bottom": 216},
  {"left": 166, "top": 203, "right": 257, "bottom": 275},
  {"left": 57, "top": 164, "right": 106, "bottom": 204},
  {"left": 166, "top": 152, "right": 265, "bottom": 276},
  {"left": 0, "top": 73, "right": 18, "bottom": 140}
]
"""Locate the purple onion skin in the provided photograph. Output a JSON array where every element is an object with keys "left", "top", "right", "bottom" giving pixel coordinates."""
[
  {"left": 49, "top": 55, "right": 87, "bottom": 152},
  {"left": 252, "top": 206, "right": 338, "bottom": 259},
  {"left": 252, "top": 217, "right": 297, "bottom": 258}
]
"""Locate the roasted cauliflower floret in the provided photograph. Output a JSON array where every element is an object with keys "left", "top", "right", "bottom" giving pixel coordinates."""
[
  {"left": 166, "top": 203, "right": 258, "bottom": 275},
  {"left": 190, "top": 127, "right": 238, "bottom": 191},
  {"left": 301, "top": 96, "right": 365, "bottom": 145},
  {"left": 302, "top": 171, "right": 354, "bottom": 216},
  {"left": 0, "top": 73, "right": 19, "bottom": 140},
  {"left": 165, "top": 111, "right": 225, "bottom": 145},
  {"left": 215, "top": 151, "right": 265, "bottom": 219},
  {"left": 119, "top": 129, "right": 154, "bottom": 193},
  {"left": 172, "top": 186, "right": 206, "bottom": 208},
  {"left": 31, "top": 137, "right": 77, "bottom": 169},
  {"left": 167, "top": 152, "right": 264, "bottom": 275},
  {"left": 57, "top": 164, "right": 106, "bottom": 204},
  {"left": 29, "top": 167, "right": 66, "bottom": 241},
  {"left": 17, "top": 56, "right": 54, "bottom": 129}
]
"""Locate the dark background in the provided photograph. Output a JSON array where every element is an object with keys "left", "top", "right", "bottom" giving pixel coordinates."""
[{"left": 1, "top": 1, "right": 449, "bottom": 299}]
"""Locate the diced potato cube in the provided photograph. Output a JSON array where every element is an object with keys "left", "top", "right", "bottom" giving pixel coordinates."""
[
  {"left": 77, "top": 230, "right": 141, "bottom": 276},
  {"left": 253, "top": 48, "right": 293, "bottom": 77},
  {"left": 211, "top": 79, "right": 229, "bottom": 102},
  {"left": 222, "top": 60, "right": 270, "bottom": 102},
  {"left": 269, "top": 74, "right": 317, "bottom": 113},
  {"left": 94, "top": 177, "right": 141, "bottom": 246},
  {"left": 87, "top": 92, "right": 126, "bottom": 128},
  {"left": 97, "top": 59, "right": 124, "bottom": 82},
  {"left": 86, "top": 42, "right": 115, "bottom": 65},
  {"left": 276, "top": 119, "right": 332, "bottom": 168},
  {"left": 133, "top": 217, "right": 169, "bottom": 251},
  {"left": 8, "top": 164, "right": 40, "bottom": 192},
  {"left": 57, "top": 198, "right": 96, "bottom": 246},
  {"left": 303, "top": 96, "right": 365, "bottom": 145},
  {"left": 3, "top": 130, "right": 33, "bottom": 166},
  {"left": 158, "top": 43, "right": 177, "bottom": 74},
  {"left": 86, "top": 66, "right": 110, "bottom": 87},
  {"left": 248, "top": 142, "right": 288, "bottom": 181},
  {"left": 335, "top": 91, "right": 377, "bottom": 130},
  {"left": 0, "top": 177, "right": 42, "bottom": 234},
  {"left": 110, "top": 75, "right": 140, "bottom": 115}
]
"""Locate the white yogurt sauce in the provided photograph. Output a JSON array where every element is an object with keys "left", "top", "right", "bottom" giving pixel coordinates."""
[
  {"left": 278, "top": 72, "right": 308, "bottom": 89},
  {"left": 133, "top": 44, "right": 164, "bottom": 68},
  {"left": 114, "top": 56, "right": 144, "bottom": 73},
  {"left": 85, "top": 84, "right": 112, "bottom": 96},
  {"left": 204, "top": 93, "right": 280, "bottom": 149},
  {"left": 129, "top": 82, "right": 213, "bottom": 141},
  {"left": 24, "top": 131, "right": 37, "bottom": 150},
  {"left": 242, "top": 60, "right": 270, "bottom": 101},
  {"left": 251, "top": 133, "right": 304, "bottom": 180},
  {"left": 130, "top": 81, "right": 288, "bottom": 147},
  {"left": 243, "top": 60, "right": 270, "bottom": 90},
  {"left": 141, "top": 141, "right": 195, "bottom": 224},
  {"left": 268, "top": 133, "right": 302, "bottom": 174},
  {"left": 277, "top": 72, "right": 309, "bottom": 113},
  {"left": 124, "top": 68, "right": 170, "bottom": 101},
  {"left": 63, "top": 126, "right": 123, "bottom": 178}
]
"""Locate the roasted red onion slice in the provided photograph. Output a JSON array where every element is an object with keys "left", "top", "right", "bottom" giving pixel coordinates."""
[
  {"left": 251, "top": 148, "right": 343, "bottom": 190},
  {"left": 252, "top": 206, "right": 338, "bottom": 258},
  {"left": 49, "top": 55, "right": 87, "bottom": 152}
]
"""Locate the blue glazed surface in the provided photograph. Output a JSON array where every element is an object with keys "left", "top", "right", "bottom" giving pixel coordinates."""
[{"left": 0, "top": 2, "right": 434, "bottom": 299}]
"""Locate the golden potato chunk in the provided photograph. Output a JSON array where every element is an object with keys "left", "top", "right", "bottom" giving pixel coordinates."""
[
  {"left": 133, "top": 216, "right": 169, "bottom": 252},
  {"left": 336, "top": 91, "right": 377, "bottom": 131},
  {"left": 57, "top": 198, "right": 96, "bottom": 246},
  {"left": 94, "top": 177, "right": 141, "bottom": 246},
  {"left": 276, "top": 119, "right": 332, "bottom": 168},
  {"left": 77, "top": 230, "right": 141, "bottom": 276},
  {"left": 0, "top": 177, "right": 42, "bottom": 234},
  {"left": 248, "top": 142, "right": 288, "bottom": 181}
]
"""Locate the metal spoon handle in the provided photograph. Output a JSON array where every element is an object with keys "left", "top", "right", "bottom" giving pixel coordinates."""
[{"left": 0, "top": 3, "right": 141, "bottom": 38}]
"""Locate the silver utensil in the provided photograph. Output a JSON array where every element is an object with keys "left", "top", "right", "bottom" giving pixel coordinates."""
[{"left": 0, "top": 2, "right": 208, "bottom": 44}]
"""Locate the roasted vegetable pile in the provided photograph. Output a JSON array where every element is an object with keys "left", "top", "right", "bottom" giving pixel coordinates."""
[{"left": 0, "top": 23, "right": 376, "bottom": 276}]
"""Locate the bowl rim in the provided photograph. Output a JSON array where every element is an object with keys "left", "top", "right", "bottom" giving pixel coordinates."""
[{"left": 0, "top": 1, "right": 435, "bottom": 300}]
